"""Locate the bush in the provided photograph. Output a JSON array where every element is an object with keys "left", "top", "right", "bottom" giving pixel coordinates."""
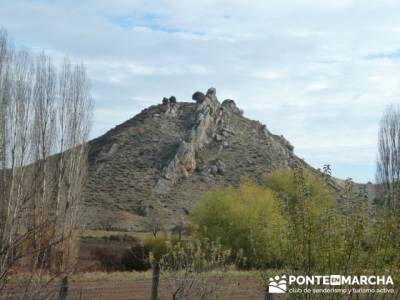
[
  {"left": 121, "top": 244, "right": 151, "bottom": 271},
  {"left": 191, "top": 166, "right": 400, "bottom": 283},
  {"left": 142, "top": 235, "right": 177, "bottom": 262},
  {"left": 191, "top": 181, "right": 286, "bottom": 268},
  {"left": 91, "top": 246, "right": 124, "bottom": 272},
  {"left": 91, "top": 239, "right": 151, "bottom": 272},
  {"left": 191, "top": 168, "right": 349, "bottom": 271},
  {"left": 192, "top": 91, "right": 206, "bottom": 104},
  {"left": 107, "top": 234, "right": 136, "bottom": 242},
  {"left": 169, "top": 96, "right": 176, "bottom": 104},
  {"left": 160, "top": 239, "right": 230, "bottom": 299}
]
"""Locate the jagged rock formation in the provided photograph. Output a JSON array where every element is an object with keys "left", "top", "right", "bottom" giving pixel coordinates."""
[
  {"left": 82, "top": 88, "right": 305, "bottom": 232},
  {"left": 154, "top": 88, "right": 222, "bottom": 193}
]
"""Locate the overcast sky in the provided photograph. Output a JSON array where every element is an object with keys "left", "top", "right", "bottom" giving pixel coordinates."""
[{"left": 2, "top": 0, "right": 400, "bottom": 182}]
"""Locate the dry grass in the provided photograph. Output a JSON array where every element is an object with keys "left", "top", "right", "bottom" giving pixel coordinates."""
[
  {"left": 77, "top": 229, "right": 152, "bottom": 240},
  {"left": 71, "top": 269, "right": 266, "bottom": 282},
  {"left": 71, "top": 271, "right": 153, "bottom": 282},
  {"left": 7, "top": 270, "right": 262, "bottom": 283}
]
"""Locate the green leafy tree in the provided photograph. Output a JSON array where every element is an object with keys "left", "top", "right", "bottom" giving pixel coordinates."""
[
  {"left": 191, "top": 181, "right": 286, "bottom": 268},
  {"left": 265, "top": 167, "right": 342, "bottom": 273}
]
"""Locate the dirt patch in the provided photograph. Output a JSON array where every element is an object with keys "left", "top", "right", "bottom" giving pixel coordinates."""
[
  {"left": 63, "top": 277, "right": 265, "bottom": 299},
  {"left": 77, "top": 236, "right": 144, "bottom": 272},
  {"left": 2, "top": 272, "right": 267, "bottom": 299}
]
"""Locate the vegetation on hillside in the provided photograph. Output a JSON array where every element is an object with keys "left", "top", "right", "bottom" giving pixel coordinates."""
[{"left": 191, "top": 165, "right": 400, "bottom": 296}]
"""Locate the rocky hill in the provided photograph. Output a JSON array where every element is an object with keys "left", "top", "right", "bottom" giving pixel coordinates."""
[{"left": 81, "top": 88, "right": 311, "bottom": 232}]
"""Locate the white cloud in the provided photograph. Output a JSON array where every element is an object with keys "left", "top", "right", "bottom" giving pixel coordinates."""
[
  {"left": 253, "top": 70, "right": 288, "bottom": 80},
  {"left": 1, "top": 0, "right": 400, "bottom": 182},
  {"left": 304, "top": 82, "right": 330, "bottom": 92}
]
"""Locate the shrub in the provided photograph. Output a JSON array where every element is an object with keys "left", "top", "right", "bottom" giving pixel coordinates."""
[
  {"left": 191, "top": 166, "right": 400, "bottom": 283},
  {"left": 121, "top": 244, "right": 151, "bottom": 271},
  {"left": 169, "top": 96, "right": 176, "bottom": 104},
  {"left": 91, "top": 246, "right": 124, "bottom": 272},
  {"left": 160, "top": 238, "right": 230, "bottom": 299},
  {"left": 192, "top": 91, "right": 206, "bottom": 104},
  {"left": 91, "top": 239, "right": 152, "bottom": 272},
  {"left": 142, "top": 235, "right": 177, "bottom": 262},
  {"left": 191, "top": 181, "right": 286, "bottom": 268},
  {"left": 107, "top": 234, "right": 136, "bottom": 242}
]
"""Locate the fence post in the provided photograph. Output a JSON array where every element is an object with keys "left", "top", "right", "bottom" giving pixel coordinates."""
[
  {"left": 59, "top": 276, "right": 69, "bottom": 300},
  {"left": 264, "top": 290, "right": 273, "bottom": 300},
  {"left": 151, "top": 262, "right": 160, "bottom": 300}
]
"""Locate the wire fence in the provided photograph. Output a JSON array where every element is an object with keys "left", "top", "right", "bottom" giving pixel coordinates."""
[{"left": 1, "top": 277, "right": 265, "bottom": 300}]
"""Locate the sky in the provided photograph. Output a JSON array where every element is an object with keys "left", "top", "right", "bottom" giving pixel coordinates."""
[{"left": 1, "top": 0, "right": 400, "bottom": 183}]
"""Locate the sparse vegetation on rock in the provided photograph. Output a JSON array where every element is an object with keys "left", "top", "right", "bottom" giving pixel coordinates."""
[
  {"left": 169, "top": 96, "right": 176, "bottom": 105},
  {"left": 192, "top": 91, "right": 206, "bottom": 103}
]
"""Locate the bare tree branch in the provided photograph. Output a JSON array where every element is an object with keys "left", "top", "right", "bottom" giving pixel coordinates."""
[
  {"left": 0, "top": 28, "right": 93, "bottom": 297},
  {"left": 376, "top": 104, "right": 400, "bottom": 213}
]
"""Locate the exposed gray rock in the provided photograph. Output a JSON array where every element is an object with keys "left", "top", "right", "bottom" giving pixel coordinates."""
[
  {"left": 216, "top": 160, "right": 226, "bottom": 175},
  {"left": 278, "top": 135, "right": 294, "bottom": 152},
  {"left": 164, "top": 103, "right": 178, "bottom": 117},
  {"left": 208, "top": 160, "right": 226, "bottom": 176},
  {"left": 214, "top": 134, "right": 223, "bottom": 142},
  {"left": 222, "top": 99, "right": 241, "bottom": 115},
  {"left": 155, "top": 141, "right": 196, "bottom": 192},
  {"left": 222, "top": 127, "right": 235, "bottom": 136},
  {"left": 206, "top": 87, "right": 216, "bottom": 97},
  {"left": 154, "top": 88, "right": 222, "bottom": 193},
  {"left": 200, "top": 175, "right": 211, "bottom": 184},
  {"left": 209, "top": 165, "right": 218, "bottom": 175}
]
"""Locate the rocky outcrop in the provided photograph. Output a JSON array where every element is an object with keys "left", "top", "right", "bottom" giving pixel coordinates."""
[
  {"left": 163, "top": 103, "right": 178, "bottom": 117},
  {"left": 82, "top": 87, "right": 308, "bottom": 231},
  {"left": 278, "top": 135, "right": 294, "bottom": 152},
  {"left": 209, "top": 160, "right": 226, "bottom": 176},
  {"left": 221, "top": 99, "right": 242, "bottom": 115},
  {"left": 154, "top": 88, "right": 222, "bottom": 193}
]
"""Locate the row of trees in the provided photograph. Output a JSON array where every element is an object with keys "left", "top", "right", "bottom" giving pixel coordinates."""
[{"left": 0, "top": 29, "right": 93, "bottom": 296}]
